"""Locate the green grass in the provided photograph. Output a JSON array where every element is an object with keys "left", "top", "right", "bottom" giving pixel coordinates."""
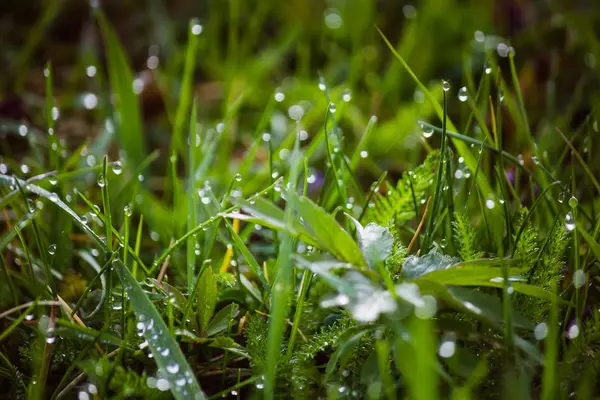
[{"left": 1, "top": 1, "right": 600, "bottom": 399}]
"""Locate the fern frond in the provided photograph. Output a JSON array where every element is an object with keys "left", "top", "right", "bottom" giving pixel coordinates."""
[
  {"left": 452, "top": 211, "right": 484, "bottom": 260},
  {"left": 366, "top": 150, "right": 440, "bottom": 226}
]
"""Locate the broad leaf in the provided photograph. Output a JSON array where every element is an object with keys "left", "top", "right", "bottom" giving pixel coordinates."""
[
  {"left": 197, "top": 267, "right": 217, "bottom": 335},
  {"left": 231, "top": 197, "right": 319, "bottom": 247},
  {"left": 288, "top": 192, "right": 365, "bottom": 267},
  {"left": 402, "top": 252, "right": 461, "bottom": 279},
  {"left": 206, "top": 303, "right": 239, "bottom": 337},
  {"left": 347, "top": 214, "right": 393, "bottom": 268}
]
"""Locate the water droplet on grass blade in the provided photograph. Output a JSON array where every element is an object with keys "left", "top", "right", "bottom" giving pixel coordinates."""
[
  {"left": 438, "top": 340, "right": 455, "bottom": 358},
  {"left": 157, "top": 378, "right": 170, "bottom": 391},
  {"left": 458, "top": 86, "right": 468, "bottom": 102},
  {"left": 422, "top": 126, "right": 434, "bottom": 138},
  {"left": 274, "top": 90, "right": 285, "bottom": 102},
  {"left": 318, "top": 77, "right": 327, "bottom": 91},
  {"left": 86, "top": 65, "right": 96, "bottom": 77},
  {"left": 112, "top": 161, "right": 123, "bottom": 175},
  {"left": 288, "top": 105, "right": 304, "bottom": 120},
  {"left": 48, "top": 244, "right": 56, "bottom": 255},
  {"left": 342, "top": 89, "right": 352, "bottom": 102},
  {"left": 568, "top": 324, "right": 580, "bottom": 339},
  {"left": 18, "top": 124, "right": 28, "bottom": 137},
  {"left": 82, "top": 93, "right": 98, "bottom": 110},
  {"left": 442, "top": 80, "right": 451, "bottom": 92},
  {"left": 191, "top": 20, "right": 203, "bottom": 35},
  {"left": 328, "top": 103, "right": 337, "bottom": 113},
  {"left": 534, "top": 322, "right": 548, "bottom": 340},
  {"left": 565, "top": 212, "right": 575, "bottom": 231},
  {"left": 574, "top": 269, "right": 586, "bottom": 289}
]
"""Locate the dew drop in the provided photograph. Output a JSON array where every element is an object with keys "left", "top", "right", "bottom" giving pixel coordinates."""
[
  {"left": 533, "top": 322, "right": 548, "bottom": 340},
  {"left": 288, "top": 105, "right": 304, "bottom": 120},
  {"left": 86, "top": 65, "right": 97, "bottom": 77},
  {"left": 86, "top": 155, "right": 96, "bottom": 166},
  {"left": 342, "top": 89, "right": 352, "bottom": 102},
  {"left": 442, "top": 80, "right": 451, "bottom": 92},
  {"left": 485, "top": 199, "right": 495, "bottom": 209},
  {"left": 234, "top": 173, "right": 242, "bottom": 182},
  {"left": 167, "top": 363, "right": 180, "bottom": 374},
  {"left": 534, "top": 322, "right": 548, "bottom": 340},
  {"left": 318, "top": 77, "right": 327, "bottom": 91},
  {"left": 112, "top": 161, "right": 123, "bottom": 175},
  {"left": 565, "top": 212, "right": 575, "bottom": 231},
  {"left": 422, "top": 126, "right": 434, "bottom": 138},
  {"left": 458, "top": 86, "right": 468, "bottom": 102},
  {"left": 438, "top": 340, "right": 455, "bottom": 358},
  {"left": 82, "top": 93, "right": 98, "bottom": 110},
  {"left": 97, "top": 174, "right": 105, "bottom": 188},
  {"left": 360, "top": 150, "right": 368, "bottom": 159},
  {"left": 573, "top": 269, "right": 586, "bottom": 289},
  {"left": 18, "top": 124, "right": 28, "bottom": 137},
  {"left": 124, "top": 205, "right": 132, "bottom": 217},
  {"left": 328, "top": 103, "right": 337, "bottom": 113},
  {"left": 157, "top": 378, "right": 170, "bottom": 391},
  {"left": 191, "top": 21, "right": 203, "bottom": 35},
  {"left": 568, "top": 324, "right": 580, "bottom": 339},
  {"left": 274, "top": 90, "right": 285, "bottom": 102},
  {"left": 48, "top": 244, "right": 56, "bottom": 255}
]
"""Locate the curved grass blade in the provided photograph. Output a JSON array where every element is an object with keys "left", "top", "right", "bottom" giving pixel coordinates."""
[{"left": 112, "top": 258, "right": 206, "bottom": 399}]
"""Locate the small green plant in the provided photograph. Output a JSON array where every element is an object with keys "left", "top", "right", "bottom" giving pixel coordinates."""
[{"left": 1, "top": 1, "right": 600, "bottom": 399}]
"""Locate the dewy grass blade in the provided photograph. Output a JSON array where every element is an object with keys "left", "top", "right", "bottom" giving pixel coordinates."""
[
  {"left": 112, "top": 258, "right": 206, "bottom": 400},
  {"left": 76, "top": 189, "right": 149, "bottom": 275}
]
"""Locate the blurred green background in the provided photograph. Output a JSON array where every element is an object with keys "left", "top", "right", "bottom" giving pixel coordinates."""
[{"left": 1, "top": 0, "right": 599, "bottom": 203}]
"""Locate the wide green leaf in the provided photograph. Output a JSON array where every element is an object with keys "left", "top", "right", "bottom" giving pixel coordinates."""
[
  {"left": 197, "top": 267, "right": 217, "bottom": 335},
  {"left": 231, "top": 197, "right": 319, "bottom": 247},
  {"left": 287, "top": 192, "right": 365, "bottom": 267},
  {"left": 347, "top": 214, "right": 393, "bottom": 269},
  {"left": 206, "top": 303, "right": 239, "bottom": 337}
]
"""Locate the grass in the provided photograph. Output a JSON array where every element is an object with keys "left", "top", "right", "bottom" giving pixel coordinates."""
[{"left": 1, "top": 1, "right": 600, "bottom": 399}]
